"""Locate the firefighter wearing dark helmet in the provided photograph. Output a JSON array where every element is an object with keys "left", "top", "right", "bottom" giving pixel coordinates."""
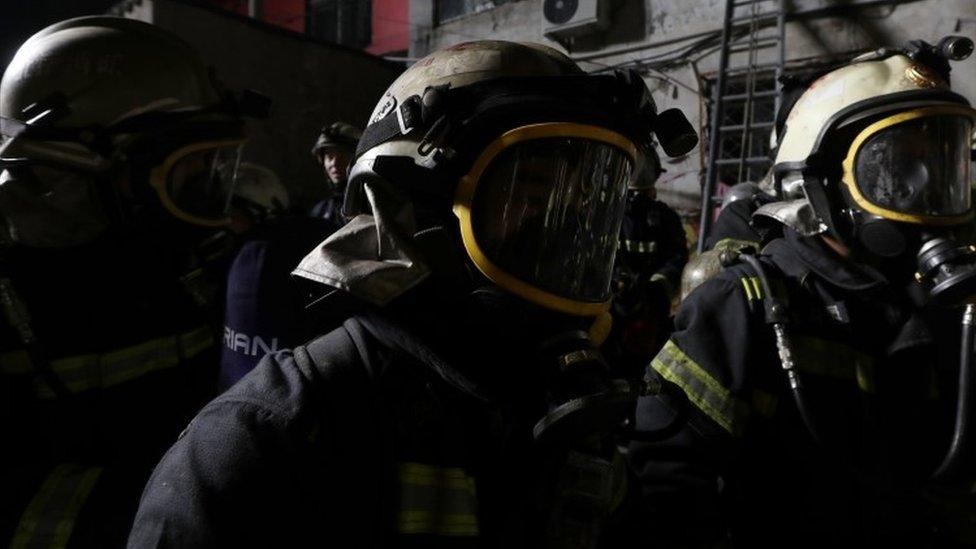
[
  {"left": 607, "top": 153, "right": 689, "bottom": 377},
  {"left": 0, "top": 17, "right": 262, "bottom": 547},
  {"left": 627, "top": 37, "right": 976, "bottom": 546},
  {"left": 130, "top": 40, "right": 697, "bottom": 547},
  {"left": 309, "top": 121, "right": 360, "bottom": 232}
]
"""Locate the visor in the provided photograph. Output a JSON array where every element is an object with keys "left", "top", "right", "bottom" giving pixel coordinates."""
[
  {"left": 842, "top": 105, "right": 976, "bottom": 224},
  {"left": 454, "top": 123, "right": 637, "bottom": 316},
  {"left": 149, "top": 139, "right": 245, "bottom": 227}
]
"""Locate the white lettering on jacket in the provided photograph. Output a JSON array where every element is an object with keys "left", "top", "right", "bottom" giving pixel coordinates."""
[{"left": 223, "top": 326, "right": 280, "bottom": 358}]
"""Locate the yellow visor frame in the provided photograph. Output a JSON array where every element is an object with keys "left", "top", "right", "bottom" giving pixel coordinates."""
[
  {"left": 149, "top": 138, "right": 246, "bottom": 227},
  {"left": 452, "top": 122, "right": 640, "bottom": 317},
  {"left": 841, "top": 105, "right": 976, "bottom": 225}
]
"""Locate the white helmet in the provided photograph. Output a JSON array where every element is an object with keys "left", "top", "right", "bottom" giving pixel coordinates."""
[
  {"left": 770, "top": 37, "right": 976, "bottom": 256},
  {"left": 229, "top": 162, "right": 289, "bottom": 220}
]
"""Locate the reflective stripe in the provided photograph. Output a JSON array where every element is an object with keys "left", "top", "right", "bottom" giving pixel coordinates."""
[
  {"left": 11, "top": 464, "right": 102, "bottom": 549},
  {"left": 0, "top": 326, "right": 214, "bottom": 399},
  {"left": 739, "top": 276, "right": 763, "bottom": 301},
  {"left": 619, "top": 239, "right": 658, "bottom": 254},
  {"left": 652, "top": 340, "right": 748, "bottom": 435},
  {"left": 712, "top": 238, "right": 759, "bottom": 252},
  {"left": 790, "top": 336, "right": 876, "bottom": 393},
  {"left": 397, "top": 462, "right": 479, "bottom": 537}
]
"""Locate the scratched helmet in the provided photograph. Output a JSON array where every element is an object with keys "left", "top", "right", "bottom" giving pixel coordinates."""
[{"left": 348, "top": 40, "right": 697, "bottom": 317}]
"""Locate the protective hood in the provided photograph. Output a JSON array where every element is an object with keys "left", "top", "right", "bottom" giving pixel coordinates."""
[{"left": 291, "top": 177, "right": 431, "bottom": 306}]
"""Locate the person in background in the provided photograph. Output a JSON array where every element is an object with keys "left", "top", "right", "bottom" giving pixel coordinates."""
[
  {"left": 219, "top": 162, "right": 333, "bottom": 390},
  {"left": 606, "top": 153, "right": 689, "bottom": 376},
  {"left": 309, "top": 121, "right": 361, "bottom": 233}
]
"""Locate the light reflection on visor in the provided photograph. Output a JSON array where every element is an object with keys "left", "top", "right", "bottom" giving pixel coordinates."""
[
  {"left": 471, "top": 138, "right": 633, "bottom": 303},
  {"left": 853, "top": 115, "right": 973, "bottom": 218},
  {"left": 158, "top": 142, "right": 244, "bottom": 225}
]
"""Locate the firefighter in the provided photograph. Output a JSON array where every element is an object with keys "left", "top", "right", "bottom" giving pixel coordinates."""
[
  {"left": 607, "top": 154, "right": 689, "bottom": 376},
  {"left": 0, "top": 17, "right": 264, "bottom": 547},
  {"left": 219, "top": 163, "right": 333, "bottom": 390},
  {"left": 628, "top": 37, "right": 976, "bottom": 546},
  {"left": 129, "top": 40, "right": 697, "bottom": 547},
  {"left": 309, "top": 121, "right": 360, "bottom": 232}
]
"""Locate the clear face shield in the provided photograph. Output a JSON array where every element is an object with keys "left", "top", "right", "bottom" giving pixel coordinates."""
[
  {"left": 149, "top": 139, "right": 245, "bottom": 227},
  {"left": 842, "top": 106, "right": 976, "bottom": 225},
  {"left": 454, "top": 123, "right": 638, "bottom": 316}
]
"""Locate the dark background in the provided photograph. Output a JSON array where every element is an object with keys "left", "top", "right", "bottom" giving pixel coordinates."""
[{"left": 0, "top": 1, "right": 121, "bottom": 72}]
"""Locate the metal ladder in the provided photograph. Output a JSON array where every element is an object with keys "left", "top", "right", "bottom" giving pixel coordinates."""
[{"left": 697, "top": 0, "right": 786, "bottom": 253}]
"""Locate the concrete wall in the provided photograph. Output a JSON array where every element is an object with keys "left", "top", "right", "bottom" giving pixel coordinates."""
[
  {"left": 117, "top": 0, "right": 403, "bottom": 207},
  {"left": 410, "top": 0, "right": 976, "bottom": 239}
]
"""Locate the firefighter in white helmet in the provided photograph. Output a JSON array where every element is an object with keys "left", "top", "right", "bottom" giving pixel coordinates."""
[{"left": 629, "top": 36, "right": 976, "bottom": 546}]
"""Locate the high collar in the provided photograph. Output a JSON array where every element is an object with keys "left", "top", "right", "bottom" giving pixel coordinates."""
[{"left": 763, "top": 228, "right": 888, "bottom": 292}]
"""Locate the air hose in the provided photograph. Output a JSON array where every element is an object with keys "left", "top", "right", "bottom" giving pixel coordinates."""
[
  {"left": 737, "top": 253, "right": 824, "bottom": 445},
  {"left": 930, "top": 303, "right": 975, "bottom": 482}
]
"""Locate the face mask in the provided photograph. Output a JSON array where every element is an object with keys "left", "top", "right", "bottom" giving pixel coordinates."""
[{"left": 0, "top": 167, "right": 110, "bottom": 248}]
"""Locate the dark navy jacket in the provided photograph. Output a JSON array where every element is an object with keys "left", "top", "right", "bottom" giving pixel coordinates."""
[
  {"left": 629, "top": 229, "right": 971, "bottom": 546},
  {"left": 131, "top": 312, "right": 558, "bottom": 547},
  {"left": 219, "top": 216, "right": 333, "bottom": 390}
]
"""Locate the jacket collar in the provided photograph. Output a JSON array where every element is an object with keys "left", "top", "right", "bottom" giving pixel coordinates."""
[{"left": 763, "top": 228, "right": 887, "bottom": 292}]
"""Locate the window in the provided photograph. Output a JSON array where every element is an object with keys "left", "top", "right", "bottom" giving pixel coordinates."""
[
  {"left": 435, "top": 0, "right": 507, "bottom": 25},
  {"left": 307, "top": 0, "right": 372, "bottom": 49}
]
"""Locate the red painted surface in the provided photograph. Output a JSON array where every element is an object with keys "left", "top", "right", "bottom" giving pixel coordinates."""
[
  {"left": 200, "top": 0, "right": 407, "bottom": 53},
  {"left": 366, "top": 0, "right": 409, "bottom": 55},
  {"left": 260, "top": 0, "right": 306, "bottom": 34}
]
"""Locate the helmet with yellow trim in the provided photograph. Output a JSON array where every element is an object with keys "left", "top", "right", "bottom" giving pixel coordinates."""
[
  {"left": 771, "top": 37, "right": 976, "bottom": 260},
  {"left": 0, "top": 16, "right": 268, "bottom": 246},
  {"left": 346, "top": 40, "right": 697, "bottom": 318}
]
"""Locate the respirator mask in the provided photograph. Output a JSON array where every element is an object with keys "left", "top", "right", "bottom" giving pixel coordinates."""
[{"left": 837, "top": 105, "right": 976, "bottom": 306}]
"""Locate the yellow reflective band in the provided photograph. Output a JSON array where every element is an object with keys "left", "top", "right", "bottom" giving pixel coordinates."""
[
  {"left": 1, "top": 326, "right": 214, "bottom": 399},
  {"left": 398, "top": 510, "right": 480, "bottom": 537},
  {"left": 399, "top": 462, "right": 476, "bottom": 492},
  {"left": 750, "top": 277, "right": 763, "bottom": 300},
  {"left": 740, "top": 278, "right": 755, "bottom": 301},
  {"left": 790, "top": 336, "right": 876, "bottom": 393},
  {"left": 620, "top": 239, "right": 658, "bottom": 254},
  {"left": 397, "top": 462, "right": 479, "bottom": 537},
  {"left": 11, "top": 464, "right": 102, "bottom": 549},
  {"left": 841, "top": 104, "right": 976, "bottom": 226},
  {"left": 739, "top": 276, "right": 763, "bottom": 302},
  {"left": 652, "top": 340, "right": 749, "bottom": 435}
]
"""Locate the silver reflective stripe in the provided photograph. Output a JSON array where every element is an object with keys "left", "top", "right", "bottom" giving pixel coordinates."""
[
  {"left": 10, "top": 464, "right": 102, "bottom": 549},
  {"left": 397, "top": 462, "right": 479, "bottom": 537},
  {"left": 619, "top": 239, "right": 658, "bottom": 254}
]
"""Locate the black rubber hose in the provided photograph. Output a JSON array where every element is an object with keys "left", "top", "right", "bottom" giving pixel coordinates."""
[
  {"left": 931, "top": 303, "right": 975, "bottom": 482},
  {"left": 738, "top": 253, "right": 824, "bottom": 445}
]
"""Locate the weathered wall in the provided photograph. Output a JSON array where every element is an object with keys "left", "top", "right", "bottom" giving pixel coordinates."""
[
  {"left": 411, "top": 0, "right": 976, "bottom": 233},
  {"left": 118, "top": 0, "right": 403, "bottom": 206}
]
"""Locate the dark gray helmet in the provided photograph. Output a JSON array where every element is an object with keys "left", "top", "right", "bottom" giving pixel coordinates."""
[
  {"left": 311, "top": 122, "right": 361, "bottom": 159},
  {"left": 0, "top": 16, "right": 266, "bottom": 228}
]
